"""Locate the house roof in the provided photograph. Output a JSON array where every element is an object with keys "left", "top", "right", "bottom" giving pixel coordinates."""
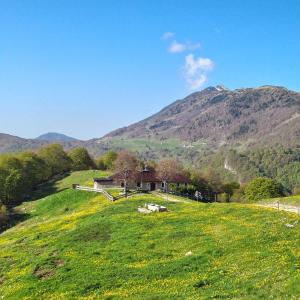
[
  {"left": 96, "top": 168, "right": 190, "bottom": 184},
  {"left": 94, "top": 177, "right": 114, "bottom": 182}
]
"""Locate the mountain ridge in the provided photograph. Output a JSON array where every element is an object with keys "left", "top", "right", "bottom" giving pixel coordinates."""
[
  {"left": 1, "top": 85, "right": 299, "bottom": 155},
  {"left": 103, "top": 85, "right": 300, "bottom": 148}
]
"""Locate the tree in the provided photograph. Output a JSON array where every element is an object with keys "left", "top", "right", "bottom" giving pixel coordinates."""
[
  {"left": 0, "top": 155, "right": 25, "bottom": 205},
  {"left": 244, "top": 177, "right": 282, "bottom": 202},
  {"left": 114, "top": 151, "right": 138, "bottom": 193},
  {"left": 0, "top": 167, "right": 7, "bottom": 203},
  {"left": 202, "top": 169, "right": 224, "bottom": 194},
  {"left": 68, "top": 147, "right": 96, "bottom": 171},
  {"left": 0, "top": 202, "right": 8, "bottom": 226},
  {"left": 293, "top": 185, "right": 300, "bottom": 195},
  {"left": 222, "top": 182, "right": 240, "bottom": 202},
  {"left": 4, "top": 169, "right": 23, "bottom": 205},
  {"left": 17, "top": 151, "right": 51, "bottom": 191},
  {"left": 38, "top": 144, "right": 71, "bottom": 176},
  {"left": 156, "top": 159, "right": 184, "bottom": 192},
  {"left": 97, "top": 151, "right": 118, "bottom": 170},
  {"left": 96, "top": 157, "right": 106, "bottom": 170}
]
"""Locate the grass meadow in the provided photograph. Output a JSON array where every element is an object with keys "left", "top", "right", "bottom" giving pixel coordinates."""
[{"left": 0, "top": 172, "right": 299, "bottom": 299}]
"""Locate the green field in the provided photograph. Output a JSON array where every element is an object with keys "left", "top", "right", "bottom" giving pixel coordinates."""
[
  {"left": 0, "top": 172, "right": 299, "bottom": 299},
  {"left": 94, "top": 137, "right": 208, "bottom": 162},
  {"left": 31, "top": 170, "right": 111, "bottom": 200}
]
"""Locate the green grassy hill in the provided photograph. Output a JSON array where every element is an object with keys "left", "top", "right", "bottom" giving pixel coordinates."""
[{"left": 0, "top": 172, "right": 299, "bottom": 299}]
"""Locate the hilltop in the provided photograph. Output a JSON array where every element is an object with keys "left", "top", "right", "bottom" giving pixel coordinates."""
[
  {"left": 104, "top": 85, "right": 300, "bottom": 148},
  {"left": 0, "top": 171, "right": 299, "bottom": 299},
  {"left": 36, "top": 132, "right": 78, "bottom": 142},
  {"left": 0, "top": 133, "right": 83, "bottom": 153}
]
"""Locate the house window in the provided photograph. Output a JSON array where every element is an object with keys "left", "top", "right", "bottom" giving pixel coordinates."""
[
  {"left": 137, "top": 182, "right": 141, "bottom": 188},
  {"left": 161, "top": 182, "right": 165, "bottom": 188}
]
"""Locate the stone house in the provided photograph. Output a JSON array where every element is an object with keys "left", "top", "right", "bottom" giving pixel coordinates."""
[{"left": 93, "top": 167, "right": 190, "bottom": 191}]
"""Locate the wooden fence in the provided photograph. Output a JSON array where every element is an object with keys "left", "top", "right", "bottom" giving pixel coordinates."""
[{"left": 74, "top": 185, "right": 131, "bottom": 201}]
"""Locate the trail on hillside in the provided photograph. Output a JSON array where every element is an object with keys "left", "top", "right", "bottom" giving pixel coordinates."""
[
  {"left": 257, "top": 203, "right": 300, "bottom": 215},
  {"left": 152, "top": 192, "right": 191, "bottom": 203}
]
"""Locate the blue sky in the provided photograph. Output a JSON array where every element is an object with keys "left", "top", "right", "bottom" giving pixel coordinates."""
[{"left": 1, "top": 0, "right": 300, "bottom": 140}]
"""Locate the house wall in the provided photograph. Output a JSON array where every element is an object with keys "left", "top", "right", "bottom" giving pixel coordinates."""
[
  {"left": 94, "top": 180, "right": 182, "bottom": 191},
  {"left": 94, "top": 181, "right": 115, "bottom": 189},
  {"left": 137, "top": 182, "right": 164, "bottom": 191}
]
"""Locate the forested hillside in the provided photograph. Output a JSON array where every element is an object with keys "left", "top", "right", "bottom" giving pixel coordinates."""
[{"left": 197, "top": 146, "right": 300, "bottom": 192}]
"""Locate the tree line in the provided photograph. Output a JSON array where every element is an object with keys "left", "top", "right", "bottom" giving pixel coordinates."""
[
  {"left": 0, "top": 145, "right": 287, "bottom": 228},
  {"left": 0, "top": 144, "right": 99, "bottom": 228}
]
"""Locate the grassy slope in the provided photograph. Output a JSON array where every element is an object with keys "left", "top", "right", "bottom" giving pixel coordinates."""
[
  {"left": 31, "top": 170, "right": 111, "bottom": 200},
  {"left": 0, "top": 174, "right": 299, "bottom": 299},
  {"left": 259, "top": 195, "right": 300, "bottom": 207}
]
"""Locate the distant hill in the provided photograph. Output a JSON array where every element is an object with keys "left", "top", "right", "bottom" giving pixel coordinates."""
[
  {"left": 36, "top": 132, "right": 78, "bottom": 142},
  {"left": 0, "top": 133, "right": 82, "bottom": 153},
  {"left": 104, "top": 85, "right": 300, "bottom": 148},
  {"left": 0, "top": 133, "right": 47, "bottom": 153}
]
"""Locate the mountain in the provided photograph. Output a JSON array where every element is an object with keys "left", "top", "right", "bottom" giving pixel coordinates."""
[
  {"left": 104, "top": 85, "right": 300, "bottom": 148},
  {"left": 0, "top": 133, "right": 47, "bottom": 153},
  {"left": 36, "top": 132, "right": 78, "bottom": 142},
  {"left": 1, "top": 85, "right": 299, "bottom": 156},
  {"left": 0, "top": 133, "right": 82, "bottom": 153}
]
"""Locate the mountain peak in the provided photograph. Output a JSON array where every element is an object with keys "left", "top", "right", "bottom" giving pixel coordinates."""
[
  {"left": 104, "top": 85, "right": 300, "bottom": 147},
  {"left": 202, "top": 85, "right": 230, "bottom": 93},
  {"left": 36, "top": 132, "right": 78, "bottom": 142}
]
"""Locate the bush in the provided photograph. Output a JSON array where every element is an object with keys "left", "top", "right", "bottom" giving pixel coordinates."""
[{"left": 244, "top": 177, "right": 282, "bottom": 202}]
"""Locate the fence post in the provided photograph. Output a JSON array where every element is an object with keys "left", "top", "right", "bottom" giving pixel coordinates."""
[{"left": 277, "top": 201, "right": 280, "bottom": 213}]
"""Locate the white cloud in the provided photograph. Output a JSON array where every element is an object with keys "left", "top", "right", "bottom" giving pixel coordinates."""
[
  {"left": 161, "top": 32, "right": 175, "bottom": 40},
  {"left": 169, "top": 41, "right": 187, "bottom": 53},
  {"left": 168, "top": 40, "right": 201, "bottom": 53},
  {"left": 184, "top": 54, "right": 214, "bottom": 90}
]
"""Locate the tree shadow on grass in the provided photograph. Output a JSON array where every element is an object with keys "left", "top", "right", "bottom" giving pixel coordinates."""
[
  {"left": 29, "top": 172, "right": 71, "bottom": 202},
  {"left": 0, "top": 172, "right": 71, "bottom": 234}
]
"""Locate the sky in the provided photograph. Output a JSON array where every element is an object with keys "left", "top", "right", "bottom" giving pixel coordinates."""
[{"left": 0, "top": 0, "right": 300, "bottom": 140}]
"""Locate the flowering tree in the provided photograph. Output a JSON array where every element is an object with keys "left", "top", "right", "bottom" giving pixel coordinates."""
[
  {"left": 114, "top": 151, "right": 138, "bottom": 193},
  {"left": 156, "top": 159, "right": 184, "bottom": 192}
]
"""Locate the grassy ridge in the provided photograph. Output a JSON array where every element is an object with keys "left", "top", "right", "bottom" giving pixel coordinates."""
[{"left": 0, "top": 174, "right": 299, "bottom": 299}]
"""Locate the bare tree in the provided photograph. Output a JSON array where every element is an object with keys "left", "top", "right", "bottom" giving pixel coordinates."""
[
  {"left": 114, "top": 151, "right": 138, "bottom": 194},
  {"left": 156, "top": 159, "right": 184, "bottom": 192}
]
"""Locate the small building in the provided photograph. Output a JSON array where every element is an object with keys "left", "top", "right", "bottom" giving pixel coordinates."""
[
  {"left": 93, "top": 177, "right": 114, "bottom": 189},
  {"left": 94, "top": 167, "right": 190, "bottom": 191}
]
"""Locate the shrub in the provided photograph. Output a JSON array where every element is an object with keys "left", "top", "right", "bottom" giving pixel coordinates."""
[{"left": 244, "top": 177, "right": 282, "bottom": 201}]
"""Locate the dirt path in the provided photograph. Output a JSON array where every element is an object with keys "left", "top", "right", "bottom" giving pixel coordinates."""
[
  {"left": 152, "top": 192, "right": 191, "bottom": 203},
  {"left": 257, "top": 203, "right": 300, "bottom": 215}
]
